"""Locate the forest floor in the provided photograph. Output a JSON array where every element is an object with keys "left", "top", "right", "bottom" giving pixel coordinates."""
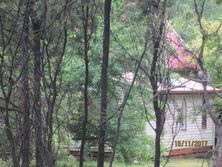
[
  {"left": 0, "top": 158, "right": 211, "bottom": 167},
  {"left": 165, "top": 158, "right": 211, "bottom": 167},
  {"left": 69, "top": 158, "right": 211, "bottom": 167}
]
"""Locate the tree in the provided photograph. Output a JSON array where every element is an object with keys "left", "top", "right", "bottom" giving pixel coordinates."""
[
  {"left": 79, "top": 2, "right": 89, "bottom": 167},
  {"left": 142, "top": 1, "right": 169, "bottom": 167},
  {"left": 0, "top": 1, "right": 28, "bottom": 166},
  {"left": 97, "top": 0, "right": 112, "bottom": 166},
  {"left": 30, "top": 5, "right": 44, "bottom": 166},
  {"left": 172, "top": 0, "right": 222, "bottom": 166},
  {"left": 20, "top": 0, "right": 31, "bottom": 166},
  {"left": 192, "top": 0, "right": 222, "bottom": 166}
]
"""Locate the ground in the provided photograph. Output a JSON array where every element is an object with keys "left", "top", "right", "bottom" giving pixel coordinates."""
[
  {"left": 58, "top": 158, "right": 210, "bottom": 167},
  {"left": 0, "top": 158, "right": 211, "bottom": 167}
]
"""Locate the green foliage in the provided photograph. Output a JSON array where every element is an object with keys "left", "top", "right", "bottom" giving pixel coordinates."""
[
  {"left": 105, "top": 87, "right": 154, "bottom": 163},
  {"left": 0, "top": 159, "right": 12, "bottom": 167},
  {"left": 0, "top": 127, "right": 10, "bottom": 160},
  {"left": 201, "top": 19, "right": 222, "bottom": 87},
  {"left": 170, "top": 0, "right": 222, "bottom": 87},
  {"left": 56, "top": 149, "right": 77, "bottom": 167},
  {"left": 61, "top": 0, "right": 156, "bottom": 164},
  {"left": 116, "top": 135, "right": 155, "bottom": 164},
  {"left": 1, "top": 0, "right": 222, "bottom": 165},
  {"left": 212, "top": 97, "right": 222, "bottom": 117},
  {"left": 215, "top": 0, "right": 222, "bottom": 4}
]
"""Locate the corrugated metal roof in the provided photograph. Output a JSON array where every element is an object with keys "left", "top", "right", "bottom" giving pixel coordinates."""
[
  {"left": 122, "top": 71, "right": 220, "bottom": 94},
  {"left": 158, "top": 77, "right": 220, "bottom": 94}
]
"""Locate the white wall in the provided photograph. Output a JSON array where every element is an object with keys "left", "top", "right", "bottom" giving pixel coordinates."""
[{"left": 145, "top": 94, "right": 215, "bottom": 150}]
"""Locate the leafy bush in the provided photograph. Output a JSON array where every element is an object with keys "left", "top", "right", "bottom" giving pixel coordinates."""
[
  {"left": 0, "top": 159, "right": 12, "bottom": 167},
  {"left": 116, "top": 135, "right": 155, "bottom": 164},
  {"left": 56, "top": 148, "right": 78, "bottom": 167},
  {"left": 212, "top": 97, "right": 222, "bottom": 119}
]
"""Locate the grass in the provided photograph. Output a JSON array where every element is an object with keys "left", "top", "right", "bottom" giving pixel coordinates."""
[
  {"left": 165, "top": 158, "right": 211, "bottom": 167},
  {"left": 59, "top": 161, "right": 148, "bottom": 167},
  {"left": 57, "top": 157, "right": 211, "bottom": 167},
  {"left": 74, "top": 159, "right": 210, "bottom": 167},
  {"left": 0, "top": 158, "right": 211, "bottom": 167}
]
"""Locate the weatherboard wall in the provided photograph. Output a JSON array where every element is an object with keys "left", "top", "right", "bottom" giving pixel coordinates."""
[{"left": 145, "top": 94, "right": 215, "bottom": 150}]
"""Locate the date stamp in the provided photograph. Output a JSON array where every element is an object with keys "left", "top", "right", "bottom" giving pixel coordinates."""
[{"left": 175, "top": 140, "right": 208, "bottom": 147}]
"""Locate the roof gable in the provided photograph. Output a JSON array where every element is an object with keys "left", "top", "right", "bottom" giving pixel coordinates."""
[
  {"left": 158, "top": 77, "right": 220, "bottom": 94},
  {"left": 166, "top": 22, "right": 197, "bottom": 72}
]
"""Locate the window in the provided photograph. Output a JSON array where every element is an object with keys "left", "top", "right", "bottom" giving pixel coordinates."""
[{"left": 176, "top": 98, "right": 187, "bottom": 131}]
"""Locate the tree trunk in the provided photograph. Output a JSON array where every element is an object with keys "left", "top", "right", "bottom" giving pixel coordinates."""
[
  {"left": 213, "top": 125, "right": 222, "bottom": 167},
  {"left": 97, "top": 0, "right": 112, "bottom": 167},
  {"left": 80, "top": 4, "right": 89, "bottom": 167},
  {"left": 192, "top": 1, "right": 222, "bottom": 166},
  {"left": 32, "top": 19, "right": 44, "bottom": 167},
  {"left": 21, "top": 61, "right": 30, "bottom": 167},
  {"left": 45, "top": 82, "right": 57, "bottom": 167},
  {"left": 46, "top": 104, "right": 55, "bottom": 167},
  {"left": 149, "top": 1, "right": 167, "bottom": 166},
  {"left": 109, "top": 111, "right": 123, "bottom": 167},
  {"left": 4, "top": 104, "right": 19, "bottom": 167},
  {"left": 154, "top": 116, "right": 161, "bottom": 167},
  {"left": 21, "top": 2, "right": 30, "bottom": 166}
]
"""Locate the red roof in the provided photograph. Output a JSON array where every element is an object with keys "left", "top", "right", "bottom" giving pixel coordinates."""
[
  {"left": 166, "top": 22, "right": 197, "bottom": 72},
  {"left": 166, "top": 55, "right": 197, "bottom": 72}
]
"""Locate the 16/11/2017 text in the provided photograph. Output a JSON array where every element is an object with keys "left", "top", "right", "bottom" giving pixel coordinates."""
[{"left": 175, "top": 140, "right": 208, "bottom": 147}]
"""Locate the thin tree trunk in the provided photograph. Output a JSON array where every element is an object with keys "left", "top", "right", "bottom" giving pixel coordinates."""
[
  {"left": 80, "top": 4, "right": 89, "bottom": 167},
  {"left": 45, "top": 78, "right": 57, "bottom": 167},
  {"left": 214, "top": 126, "right": 222, "bottom": 167},
  {"left": 21, "top": 1, "right": 30, "bottom": 166},
  {"left": 44, "top": 9, "right": 68, "bottom": 167},
  {"left": 46, "top": 103, "right": 55, "bottom": 167},
  {"left": 193, "top": 0, "right": 222, "bottom": 166},
  {"left": 154, "top": 117, "right": 161, "bottom": 167},
  {"left": 4, "top": 102, "right": 19, "bottom": 167},
  {"left": 31, "top": 18, "right": 44, "bottom": 167},
  {"left": 21, "top": 61, "right": 30, "bottom": 167},
  {"left": 202, "top": 82, "right": 222, "bottom": 167},
  {"left": 97, "top": 0, "right": 112, "bottom": 166},
  {"left": 0, "top": 18, "right": 19, "bottom": 166},
  {"left": 109, "top": 38, "right": 148, "bottom": 167},
  {"left": 0, "top": 7, "right": 20, "bottom": 167},
  {"left": 149, "top": 1, "right": 167, "bottom": 166},
  {"left": 109, "top": 111, "right": 123, "bottom": 167}
]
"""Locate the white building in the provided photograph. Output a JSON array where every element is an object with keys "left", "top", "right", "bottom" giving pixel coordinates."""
[{"left": 145, "top": 77, "right": 220, "bottom": 157}]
